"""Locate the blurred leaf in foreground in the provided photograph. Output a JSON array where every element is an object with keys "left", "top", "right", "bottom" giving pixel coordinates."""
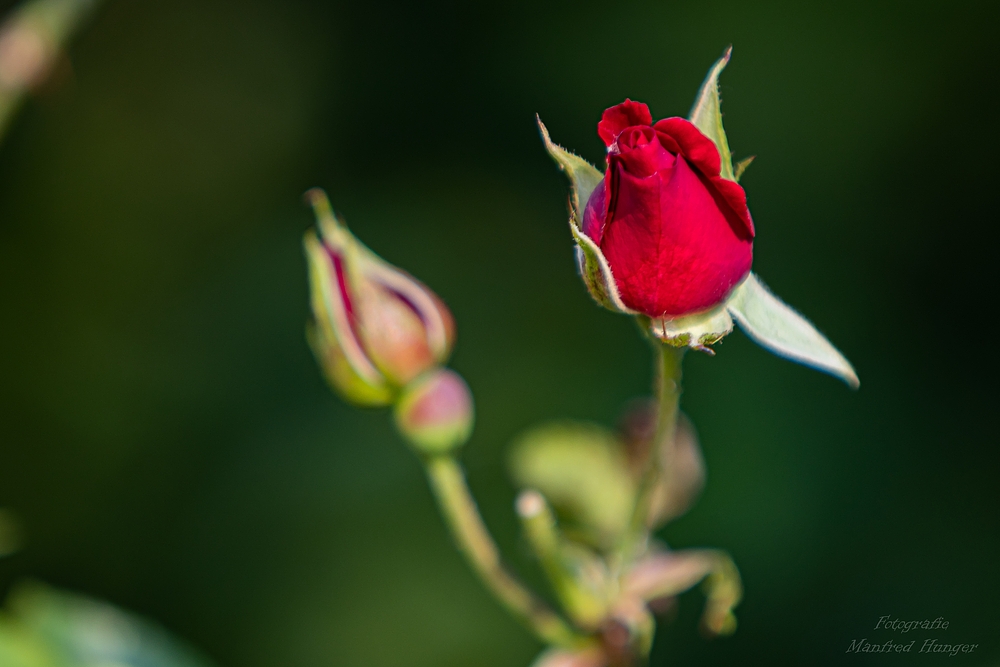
[{"left": 0, "top": 582, "right": 215, "bottom": 667}]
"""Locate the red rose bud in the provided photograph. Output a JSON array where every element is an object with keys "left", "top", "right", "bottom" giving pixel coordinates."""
[
  {"left": 541, "top": 51, "right": 858, "bottom": 384},
  {"left": 304, "top": 189, "right": 455, "bottom": 405},
  {"left": 394, "top": 368, "right": 474, "bottom": 454},
  {"left": 537, "top": 52, "right": 754, "bottom": 350},
  {"left": 583, "top": 100, "right": 753, "bottom": 320}
]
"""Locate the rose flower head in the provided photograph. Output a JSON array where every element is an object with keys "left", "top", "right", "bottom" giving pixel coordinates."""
[
  {"left": 539, "top": 48, "right": 859, "bottom": 387},
  {"left": 304, "top": 188, "right": 455, "bottom": 406}
]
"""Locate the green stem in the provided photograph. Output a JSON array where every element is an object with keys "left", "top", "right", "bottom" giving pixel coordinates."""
[
  {"left": 424, "top": 455, "right": 587, "bottom": 648},
  {"left": 623, "top": 343, "right": 684, "bottom": 562},
  {"left": 516, "top": 490, "right": 606, "bottom": 628}
]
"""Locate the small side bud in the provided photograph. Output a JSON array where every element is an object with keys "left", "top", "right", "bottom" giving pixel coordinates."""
[{"left": 394, "top": 369, "right": 474, "bottom": 454}]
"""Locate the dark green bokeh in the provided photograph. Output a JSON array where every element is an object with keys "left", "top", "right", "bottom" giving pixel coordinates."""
[{"left": 1, "top": 0, "right": 998, "bottom": 665}]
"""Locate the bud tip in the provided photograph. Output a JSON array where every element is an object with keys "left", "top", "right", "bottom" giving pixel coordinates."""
[
  {"left": 304, "top": 187, "right": 336, "bottom": 226},
  {"left": 515, "top": 489, "right": 545, "bottom": 518}
]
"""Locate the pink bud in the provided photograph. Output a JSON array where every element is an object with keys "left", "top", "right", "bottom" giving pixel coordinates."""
[
  {"left": 304, "top": 189, "right": 455, "bottom": 405},
  {"left": 394, "top": 369, "right": 474, "bottom": 454}
]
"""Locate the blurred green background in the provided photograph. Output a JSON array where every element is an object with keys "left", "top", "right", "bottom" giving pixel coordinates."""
[{"left": 1, "top": 0, "right": 998, "bottom": 665}]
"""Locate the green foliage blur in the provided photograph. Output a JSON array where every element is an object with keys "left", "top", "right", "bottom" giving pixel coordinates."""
[
  {"left": 1, "top": 0, "right": 997, "bottom": 665},
  {"left": 0, "top": 582, "right": 212, "bottom": 667}
]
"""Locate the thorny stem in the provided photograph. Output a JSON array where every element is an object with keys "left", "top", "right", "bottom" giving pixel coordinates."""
[
  {"left": 424, "top": 455, "right": 589, "bottom": 649},
  {"left": 622, "top": 343, "right": 684, "bottom": 564}
]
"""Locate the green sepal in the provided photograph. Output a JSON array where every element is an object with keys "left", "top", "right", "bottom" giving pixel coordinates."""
[
  {"left": 571, "top": 225, "right": 635, "bottom": 314},
  {"left": 733, "top": 155, "right": 755, "bottom": 182},
  {"left": 700, "top": 552, "right": 743, "bottom": 636},
  {"left": 538, "top": 116, "right": 635, "bottom": 314},
  {"left": 726, "top": 273, "right": 859, "bottom": 388},
  {"left": 623, "top": 548, "right": 742, "bottom": 637},
  {"left": 537, "top": 116, "right": 603, "bottom": 223},
  {"left": 303, "top": 229, "right": 395, "bottom": 406},
  {"left": 689, "top": 47, "right": 736, "bottom": 181},
  {"left": 644, "top": 305, "right": 734, "bottom": 352}
]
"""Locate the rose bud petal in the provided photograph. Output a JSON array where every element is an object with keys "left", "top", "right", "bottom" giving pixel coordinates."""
[
  {"left": 304, "top": 188, "right": 456, "bottom": 404},
  {"left": 354, "top": 281, "right": 437, "bottom": 385},
  {"left": 583, "top": 100, "right": 754, "bottom": 320},
  {"left": 394, "top": 368, "right": 474, "bottom": 454}
]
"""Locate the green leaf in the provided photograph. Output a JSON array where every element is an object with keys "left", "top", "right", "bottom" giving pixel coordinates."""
[
  {"left": 0, "top": 616, "right": 59, "bottom": 667},
  {"left": 689, "top": 47, "right": 735, "bottom": 181},
  {"left": 509, "top": 421, "right": 636, "bottom": 549},
  {"left": 537, "top": 116, "right": 604, "bottom": 225},
  {"left": 0, "top": 582, "right": 215, "bottom": 667},
  {"left": 726, "top": 274, "right": 859, "bottom": 388}
]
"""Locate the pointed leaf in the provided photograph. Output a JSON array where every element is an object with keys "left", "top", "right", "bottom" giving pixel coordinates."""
[
  {"left": 689, "top": 47, "right": 735, "bottom": 181},
  {"left": 726, "top": 273, "right": 859, "bottom": 388},
  {"left": 538, "top": 116, "right": 604, "bottom": 224}
]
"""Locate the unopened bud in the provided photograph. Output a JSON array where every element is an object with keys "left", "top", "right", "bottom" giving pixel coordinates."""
[
  {"left": 304, "top": 188, "right": 455, "bottom": 406},
  {"left": 394, "top": 369, "right": 474, "bottom": 454}
]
